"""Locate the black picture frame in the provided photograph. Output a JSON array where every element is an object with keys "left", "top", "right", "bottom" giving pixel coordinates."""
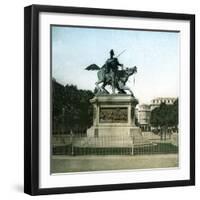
[{"left": 24, "top": 4, "right": 195, "bottom": 196}]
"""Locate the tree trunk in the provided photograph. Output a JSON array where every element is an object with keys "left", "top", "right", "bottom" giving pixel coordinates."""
[
  {"left": 164, "top": 128, "right": 166, "bottom": 140},
  {"left": 160, "top": 128, "right": 163, "bottom": 140}
]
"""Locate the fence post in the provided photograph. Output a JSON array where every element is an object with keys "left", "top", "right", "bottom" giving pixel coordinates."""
[
  {"left": 131, "top": 136, "right": 135, "bottom": 156},
  {"left": 70, "top": 130, "right": 74, "bottom": 156}
]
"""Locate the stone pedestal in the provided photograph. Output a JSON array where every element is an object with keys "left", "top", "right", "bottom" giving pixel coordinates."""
[{"left": 87, "top": 94, "right": 141, "bottom": 139}]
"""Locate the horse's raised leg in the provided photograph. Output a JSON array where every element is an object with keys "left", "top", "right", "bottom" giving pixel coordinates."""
[{"left": 101, "top": 82, "right": 109, "bottom": 94}]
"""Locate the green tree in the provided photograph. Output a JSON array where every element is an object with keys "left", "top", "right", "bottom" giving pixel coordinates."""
[
  {"left": 150, "top": 100, "right": 178, "bottom": 140},
  {"left": 52, "top": 79, "right": 94, "bottom": 135}
]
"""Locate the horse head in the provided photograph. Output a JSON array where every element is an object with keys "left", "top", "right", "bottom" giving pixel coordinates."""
[{"left": 125, "top": 66, "right": 137, "bottom": 76}]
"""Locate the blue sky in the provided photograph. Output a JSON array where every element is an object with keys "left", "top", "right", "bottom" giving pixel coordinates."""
[{"left": 52, "top": 25, "right": 179, "bottom": 104}]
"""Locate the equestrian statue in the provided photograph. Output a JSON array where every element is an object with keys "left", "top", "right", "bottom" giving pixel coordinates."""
[{"left": 85, "top": 49, "right": 137, "bottom": 96}]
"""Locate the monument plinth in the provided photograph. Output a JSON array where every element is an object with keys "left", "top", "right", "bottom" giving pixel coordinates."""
[
  {"left": 85, "top": 49, "right": 143, "bottom": 145},
  {"left": 87, "top": 94, "right": 141, "bottom": 138}
]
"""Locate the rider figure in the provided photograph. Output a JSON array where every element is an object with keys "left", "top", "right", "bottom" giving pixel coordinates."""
[{"left": 105, "top": 49, "right": 123, "bottom": 93}]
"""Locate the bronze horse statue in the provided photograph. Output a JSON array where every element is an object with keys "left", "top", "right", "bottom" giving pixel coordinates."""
[{"left": 85, "top": 64, "right": 137, "bottom": 96}]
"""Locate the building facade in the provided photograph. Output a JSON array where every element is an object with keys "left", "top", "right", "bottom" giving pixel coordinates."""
[
  {"left": 136, "top": 97, "right": 177, "bottom": 131},
  {"left": 136, "top": 104, "right": 151, "bottom": 131},
  {"left": 150, "top": 97, "right": 176, "bottom": 110}
]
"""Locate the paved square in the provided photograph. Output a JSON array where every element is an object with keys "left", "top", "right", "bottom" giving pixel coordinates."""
[{"left": 51, "top": 154, "right": 178, "bottom": 173}]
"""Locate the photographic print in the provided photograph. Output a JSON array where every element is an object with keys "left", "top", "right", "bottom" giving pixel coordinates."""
[
  {"left": 24, "top": 5, "right": 195, "bottom": 195},
  {"left": 51, "top": 25, "right": 179, "bottom": 174}
]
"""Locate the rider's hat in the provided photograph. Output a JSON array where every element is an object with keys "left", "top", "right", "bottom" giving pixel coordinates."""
[{"left": 110, "top": 49, "right": 114, "bottom": 56}]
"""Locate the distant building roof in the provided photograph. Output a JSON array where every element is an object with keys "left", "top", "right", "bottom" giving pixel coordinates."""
[
  {"left": 138, "top": 104, "right": 151, "bottom": 111},
  {"left": 151, "top": 97, "right": 177, "bottom": 105}
]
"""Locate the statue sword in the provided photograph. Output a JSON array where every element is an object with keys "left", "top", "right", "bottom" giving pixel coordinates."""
[{"left": 116, "top": 49, "right": 126, "bottom": 58}]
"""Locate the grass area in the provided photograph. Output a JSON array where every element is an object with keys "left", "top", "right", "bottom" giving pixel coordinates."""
[{"left": 53, "top": 143, "right": 178, "bottom": 156}]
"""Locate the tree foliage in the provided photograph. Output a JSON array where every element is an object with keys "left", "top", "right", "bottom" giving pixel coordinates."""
[
  {"left": 150, "top": 100, "right": 178, "bottom": 127},
  {"left": 150, "top": 99, "right": 178, "bottom": 139},
  {"left": 52, "top": 80, "right": 94, "bottom": 134}
]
